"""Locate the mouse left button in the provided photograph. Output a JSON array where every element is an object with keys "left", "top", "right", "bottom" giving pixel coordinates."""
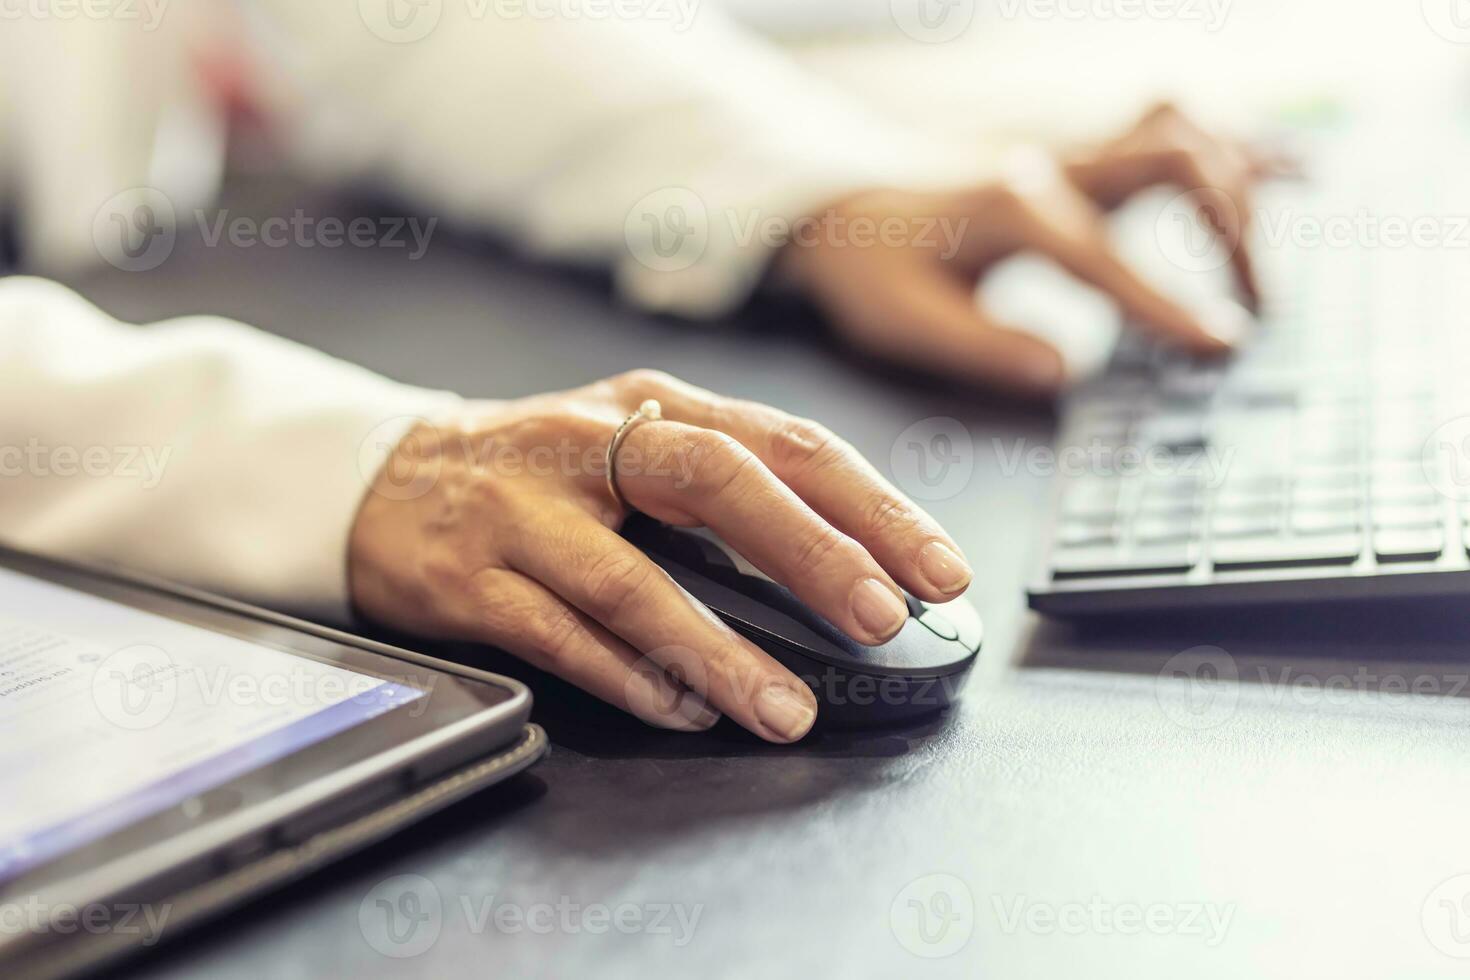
[{"left": 916, "top": 609, "right": 960, "bottom": 641}]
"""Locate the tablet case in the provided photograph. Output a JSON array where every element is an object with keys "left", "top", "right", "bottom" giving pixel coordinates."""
[
  {"left": 0, "top": 553, "right": 551, "bottom": 980},
  {"left": 10, "top": 723, "right": 548, "bottom": 980}
]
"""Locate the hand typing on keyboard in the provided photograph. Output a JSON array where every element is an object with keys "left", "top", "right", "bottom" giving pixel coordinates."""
[{"left": 778, "top": 104, "right": 1272, "bottom": 398}]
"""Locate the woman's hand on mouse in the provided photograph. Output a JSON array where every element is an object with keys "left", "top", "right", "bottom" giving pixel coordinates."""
[
  {"left": 776, "top": 104, "right": 1270, "bottom": 397},
  {"left": 348, "top": 369, "right": 971, "bottom": 743}
]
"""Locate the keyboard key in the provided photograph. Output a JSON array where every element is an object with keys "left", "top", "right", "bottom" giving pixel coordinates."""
[
  {"left": 1211, "top": 534, "right": 1361, "bottom": 570},
  {"left": 1373, "top": 502, "right": 1442, "bottom": 530},
  {"left": 1213, "top": 495, "right": 1282, "bottom": 517},
  {"left": 1052, "top": 543, "right": 1200, "bottom": 579},
  {"left": 1133, "top": 514, "right": 1198, "bottom": 544},
  {"left": 1374, "top": 527, "right": 1444, "bottom": 563},
  {"left": 1212, "top": 510, "right": 1283, "bottom": 538},
  {"left": 1372, "top": 485, "right": 1438, "bottom": 507},
  {"left": 1293, "top": 467, "right": 1362, "bottom": 492},
  {"left": 1137, "top": 498, "right": 1203, "bottom": 520},
  {"left": 1290, "top": 486, "right": 1360, "bottom": 510},
  {"left": 1056, "top": 523, "right": 1118, "bottom": 548},
  {"left": 1291, "top": 510, "right": 1362, "bottom": 536}
]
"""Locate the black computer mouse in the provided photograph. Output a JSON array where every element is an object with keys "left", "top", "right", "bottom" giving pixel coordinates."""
[{"left": 621, "top": 514, "right": 981, "bottom": 728}]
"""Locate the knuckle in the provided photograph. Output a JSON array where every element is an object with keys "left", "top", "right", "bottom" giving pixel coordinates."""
[
  {"left": 792, "top": 525, "right": 847, "bottom": 577},
  {"left": 981, "top": 178, "right": 1029, "bottom": 214},
  {"left": 614, "top": 368, "right": 678, "bottom": 398},
  {"left": 862, "top": 493, "right": 917, "bottom": 538},
  {"left": 1147, "top": 100, "right": 1182, "bottom": 121},
  {"left": 582, "top": 551, "right": 653, "bottom": 621},
  {"left": 767, "top": 417, "right": 838, "bottom": 473},
  {"left": 1161, "top": 147, "right": 1198, "bottom": 179},
  {"left": 687, "top": 430, "right": 754, "bottom": 496},
  {"left": 531, "top": 607, "right": 585, "bottom": 669}
]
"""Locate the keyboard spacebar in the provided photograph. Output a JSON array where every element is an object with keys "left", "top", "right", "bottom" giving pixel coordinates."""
[
  {"left": 1051, "top": 544, "right": 1199, "bottom": 579},
  {"left": 1211, "top": 534, "right": 1361, "bottom": 571}
]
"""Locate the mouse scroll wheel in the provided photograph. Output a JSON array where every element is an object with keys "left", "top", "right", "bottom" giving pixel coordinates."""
[
  {"left": 687, "top": 531, "right": 735, "bottom": 570},
  {"left": 903, "top": 592, "right": 926, "bottom": 619},
  {"left": 672, "top": 534, "right": 737, "bottom": 573}
]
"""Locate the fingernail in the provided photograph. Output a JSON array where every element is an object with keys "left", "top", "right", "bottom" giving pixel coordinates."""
[
  {"left": 919, "top": 541, "right": 973, "bottom": 595},
  {"left": 1022, "top": 353, "right": 1068, "bottom": 391},
  {"left": 680, "top": 696, "right": 722, "bottom": 732},
  {"left": 756, "top": 683, "right": 817, "bottom": 742},
  {"left": 1200, "top": 299, "right": 1252, "bottom": 347},
  {"left": 641, "top": 688, "right": 721, "bottom": 732},
  {"left": 850, "top": 577, "right": 908, "bottom": 642}
]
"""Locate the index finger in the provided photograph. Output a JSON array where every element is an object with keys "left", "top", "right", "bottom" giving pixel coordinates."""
[
  {"left": 1023, "top": 195, "right": 1251, "bottom": 354},
  {"left": 620, "top": 372, "right": 974, "bottom": 602}
]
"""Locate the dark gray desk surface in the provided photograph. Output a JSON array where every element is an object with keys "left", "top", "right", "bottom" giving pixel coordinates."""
[{"left": 54, "top": 185, "right": 1470, "bottom": 979}]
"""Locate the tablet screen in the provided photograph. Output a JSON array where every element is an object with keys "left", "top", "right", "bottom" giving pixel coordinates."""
[{"left": 0, "top": 566, "right": 426, "bottom": 884}]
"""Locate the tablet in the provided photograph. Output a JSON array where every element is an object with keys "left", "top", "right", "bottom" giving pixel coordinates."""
[{"left": 0, "top": 545, "right": 541, "bottom": 976}]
